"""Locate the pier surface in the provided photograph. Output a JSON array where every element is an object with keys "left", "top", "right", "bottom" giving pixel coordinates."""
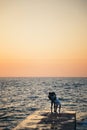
[{"left": 13, "top": 110, "right": 76, "bottom": 130}]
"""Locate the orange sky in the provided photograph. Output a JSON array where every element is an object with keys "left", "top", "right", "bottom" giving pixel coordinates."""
[{"left": 0, "top": 0, "right": 87, "bottom": 77}]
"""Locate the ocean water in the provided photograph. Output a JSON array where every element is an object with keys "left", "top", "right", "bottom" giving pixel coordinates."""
[{"left": 0, "top": 77, "right": 87, "bottom": 130}]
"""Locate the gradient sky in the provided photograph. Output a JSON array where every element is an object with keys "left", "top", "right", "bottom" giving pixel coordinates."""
[{"left": 0, "top": 0, "right": 87, "bottom": 77}]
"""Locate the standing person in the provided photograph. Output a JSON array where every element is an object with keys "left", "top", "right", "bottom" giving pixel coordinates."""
[
  {"left": 54, "top": 96, "right": 61, "bottom": 114},
  {"left": 48, "top": 92, "right": 61, "bottom": 113}
]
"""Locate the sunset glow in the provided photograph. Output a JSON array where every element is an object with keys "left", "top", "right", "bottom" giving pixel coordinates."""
[{"left": 0, "top": 0, "right": 87, "bottom": 77}]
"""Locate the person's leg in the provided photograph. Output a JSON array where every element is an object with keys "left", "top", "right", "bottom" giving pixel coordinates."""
[
  {"left": 54, "top": 104, "right": 57, "bottom": 112},
  {"left": 54, "top": 103, "right": 56, "bottom": 112},
  {"left": 51, "top": 102, "right": 53, "bottom": 113},
  {"left": 59, "top": 104, "right": 61, "bottom": 114}
]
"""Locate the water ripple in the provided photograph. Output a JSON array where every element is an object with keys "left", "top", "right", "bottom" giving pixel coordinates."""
[{"left": 0, "top": 77, "right": 87, "bottom": 130}]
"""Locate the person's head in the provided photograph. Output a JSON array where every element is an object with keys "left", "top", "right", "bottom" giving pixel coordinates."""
[{"left": 48, "top": 92, "right": 56, "bottom": 102}]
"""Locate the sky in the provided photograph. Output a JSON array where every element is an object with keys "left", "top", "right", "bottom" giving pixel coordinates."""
[{"left": 0, "top": 0, "right": 87, "bottom": 77}]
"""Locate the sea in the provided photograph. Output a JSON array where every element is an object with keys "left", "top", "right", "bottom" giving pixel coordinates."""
[{"left": 0, "top": 77, "right": 87, "bottom": 130}]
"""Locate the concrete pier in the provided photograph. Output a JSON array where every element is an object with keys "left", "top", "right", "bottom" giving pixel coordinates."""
[{"left": 13, "top": 110, "right": 76, "bottom": 130}]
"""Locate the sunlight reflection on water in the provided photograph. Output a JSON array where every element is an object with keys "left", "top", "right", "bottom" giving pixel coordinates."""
[{"left": 0, "top": 77, "right": 87, "bottom": 129}]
